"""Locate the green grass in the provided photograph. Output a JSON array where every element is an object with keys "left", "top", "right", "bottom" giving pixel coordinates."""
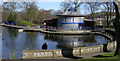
[
  {"left": 73, "top": 51, "right": 120, "bottom": 61},
  {"left": 103, "top": 28, "right": 114, "bottom": 29},
  {"left": 86, "top": 51, "right": 118, "bottom": 59}
]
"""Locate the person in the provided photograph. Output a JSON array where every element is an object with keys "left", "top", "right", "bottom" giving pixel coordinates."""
[{"left": 42, "top": 42, "right": 47, "bottom": 50}]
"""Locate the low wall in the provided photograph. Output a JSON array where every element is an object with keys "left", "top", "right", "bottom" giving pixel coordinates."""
[
  {"left": 22, "top": 41, "right": 116, "bottom": 59},
  {"left": 1, "top": 24, "right": 24, "bottom": 29}
]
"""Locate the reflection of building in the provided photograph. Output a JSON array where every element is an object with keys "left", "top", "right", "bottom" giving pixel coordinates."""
[
  {"left": 57, "top": 40, "right": 84, "bottom": 49},
  {"left": 44, "top": 34, "right": 97, "bottom": 49},
  {"left": 44, "top": 35, "right": 85, "bottom": 49}
]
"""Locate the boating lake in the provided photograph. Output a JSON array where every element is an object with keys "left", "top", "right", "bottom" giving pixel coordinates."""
[{"left": 2, "top": 26, "right": 111, "bottom": 59}]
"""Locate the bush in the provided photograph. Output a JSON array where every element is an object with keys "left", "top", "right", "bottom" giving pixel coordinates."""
[{"left": 21, "top": 21, "right": 31, "bottom": 26}]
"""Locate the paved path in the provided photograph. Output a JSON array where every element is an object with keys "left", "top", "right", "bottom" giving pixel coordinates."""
[
  {"left": 1, "top": 24, "right": 24, "bottom": 29},
  {"left": 1, "top": 24, "right": 92, "bottom": 35},
  {"left": 24, "top": 28, "right": 91, "bottom": 35}
]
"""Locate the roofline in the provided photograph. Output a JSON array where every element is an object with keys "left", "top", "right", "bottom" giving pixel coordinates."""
[
  {"left": 84, "top": 19, "right": 96, "bottom": 22},
  {"left": 43, "top": 18, "right": 58, "bottom": 21},
  {"left": 57, "top": 15, "right": 86, "bottom": 17}
]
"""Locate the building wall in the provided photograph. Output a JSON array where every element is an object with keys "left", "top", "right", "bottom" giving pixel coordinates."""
[
  {"left": 62, "top": 24, "right": 78, "bottom": 30},
  {"left": 84, "top": 21, "right": 95, "bottom": 27},
  {"left": 58, "top": 16, "right": 84, "bottom": 30},
  {"left": 44, "top": 19, "right": 58, "bottom": 27},
  {"left": 96, "top": 20, "right": 107, "bottom": 27}
]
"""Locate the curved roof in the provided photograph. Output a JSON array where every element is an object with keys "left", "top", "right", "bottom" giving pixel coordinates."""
[{"left": 57, "top": 11, "right": 86, "bottom": 17}]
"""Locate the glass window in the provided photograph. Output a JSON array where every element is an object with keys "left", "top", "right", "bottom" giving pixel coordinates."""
[
  {"left": 68, "top": 18, "right": 69, "bottom": 22},
  {"left": 71, "top": 18, "right": 73, "bottom": 22},
  {"left": 79, "top": 17, "right": 81, "bottom": 22},
  {"left": 64, "top": 18, "right": 66, "bottom": 22},
  {"left": 74, "top": 17, "right": 79, "bottom": 22}
]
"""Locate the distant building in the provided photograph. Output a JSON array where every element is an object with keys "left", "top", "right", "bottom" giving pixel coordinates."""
[
  {"left": 95, "top": 18, "right": 107, "bottom": 27},
  {"left": 85, "top": 12, "right": 115, "bottom": 27}
]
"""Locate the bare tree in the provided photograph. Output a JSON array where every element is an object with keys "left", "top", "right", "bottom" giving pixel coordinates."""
[
  {"left": 71, "top": 0, "right": 83, "bottom": 12},
  {"left": 113, "top": 2, "right": 120, "bottom": 56},
  {"left": 60, "top": 2, "right": 72, "bottom": 12},
  {"left": 60, "top": 0, "right": 83, "bottom": 12},
  {"left": 85, "top": 2, "right": 101, "bottom": 21},
  {"left": 101, "top": 2, "right": 115, "bottom": 28}
]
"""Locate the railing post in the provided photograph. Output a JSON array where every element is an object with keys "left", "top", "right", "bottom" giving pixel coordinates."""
[
  {"left": 9, "top": 50, "right": 11, "bottom": 59},
  {"left": 52, "top": 50, "right": 54, "bottom": 58},
  {"left": 13, "top": 50, "right": 16, "bottom": 59},
  {"left": 100, "top": 45, "right": 103, "bottom": 52},
  {"left": 79, "top": 48, "right": 81, "bottom": 55}
]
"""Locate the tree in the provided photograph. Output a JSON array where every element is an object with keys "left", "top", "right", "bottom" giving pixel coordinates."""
[
  {"left": 113, "top": 2, "right": 120, "bottom": 56},
  {"left": 7, "top": 13, "right": 16, "bottom": 23},
  {"left": 60, "top": 2, "right": 72, "bottom": 12},
  {"left": 100, "top": 2, "right": 115, "bottom": 28},
  {"left": 85, "top": 2, "right": 101, "bottom": 21},
  {"left": 38, "top": 9, "right": 52, "bottom": 24},
  {"left": 60, "top": 0, "right": 83, "bottom": 12},
  {"left": 50, "top": 9, "right": 63, "bottom": 16},
  {"left": 71, "top": 0, "right": 83, "bottom": 12},
  {"left": 2, "top": 2, "right": 17, "bottom": 22},
  {"left": 23, "top": 2, "right": 39, "bottom": 24}
]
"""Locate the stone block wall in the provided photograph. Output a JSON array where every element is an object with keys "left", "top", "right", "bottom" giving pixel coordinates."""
[{"left": 22, "top": 41, "right": 116, "bottom": 59}]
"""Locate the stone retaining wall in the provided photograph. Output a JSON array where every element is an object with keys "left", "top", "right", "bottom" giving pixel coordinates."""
[{"left": 22, "top": 41, "right": 116, "bottom": 59}]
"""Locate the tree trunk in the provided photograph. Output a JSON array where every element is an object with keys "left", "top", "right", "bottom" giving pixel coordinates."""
[
  {"left": 109, "top": 3, "right": 112, "bottom": 28},
  {"left": 113, "top": 2, "right": 120, "bottom": 56},
  {"left": 106, "top": 3, "right": 109, "bottom": 28},
  {"left": 106, "top": 11, "right": 109, "bottom": 28}
]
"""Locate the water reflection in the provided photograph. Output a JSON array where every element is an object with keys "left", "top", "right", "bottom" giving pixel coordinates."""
[
  {"left": 2, "top": 26, "right": 110, "bottom": 59},
  {"left": 45, "top": 34, "right": 99, "bottom": 49}
]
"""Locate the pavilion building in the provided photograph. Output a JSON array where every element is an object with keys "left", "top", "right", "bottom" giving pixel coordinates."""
[
  {"left": 44, "top": 10, "right": 95, "bottom": 30},
  {"left": 57, "top": 10, "right": 94, "bottom": 30}
]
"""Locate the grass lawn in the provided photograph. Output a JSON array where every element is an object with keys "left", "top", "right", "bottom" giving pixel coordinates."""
[
  {"left": 103, "top": 28, "right": 115, "bottom": 30},
  {"left": 73, "top": 51, "right": 120, "bottom": 61}
]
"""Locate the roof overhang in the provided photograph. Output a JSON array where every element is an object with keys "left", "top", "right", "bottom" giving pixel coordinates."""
[{"left": 57, "top": 14, "right": 86, "bottom": 17}]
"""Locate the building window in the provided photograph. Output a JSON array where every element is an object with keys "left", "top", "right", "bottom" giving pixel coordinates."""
[
  {"left": 74, "top": 17, "right": 79, "bottom": 22},
  {"left": 79, "top": 17, "right": 81, "bottom": 22},
  {"left": 73, "top": 17, "right": 74, "bottom": 22},
  {"left": 63, "top": 17, "right": 65, "bottom": 22},
  {"left": 71, "top": 18, "right": 73, "bottom": 22}
]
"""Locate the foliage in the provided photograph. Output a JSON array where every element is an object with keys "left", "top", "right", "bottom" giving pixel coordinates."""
[
  {"left": 23, "top": 2, "right": 39, "bottom": 24},
  {"left": 21, "top": 20, "right": 31, "bottom": 25},
  {"left": 7, "top": 13, "right": 16, "bottom": 22}
]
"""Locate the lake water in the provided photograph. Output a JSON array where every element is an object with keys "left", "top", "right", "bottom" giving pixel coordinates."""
[{"left": 2, "top": 26, "right": 111, "bottom": 59}]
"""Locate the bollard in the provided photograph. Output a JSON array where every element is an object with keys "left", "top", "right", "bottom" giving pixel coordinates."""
[
  {"left": 79, "top": 48, "right": 81, "bottom": 55},
  {"left": 9, "top": 50, "right": 11, "bottom": 59},
  {"left": 52, "top": 50, "right": 54, "bottom": 58},
  {"left": 13, "top": 50, "right": 16, "bottom": 59}
]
